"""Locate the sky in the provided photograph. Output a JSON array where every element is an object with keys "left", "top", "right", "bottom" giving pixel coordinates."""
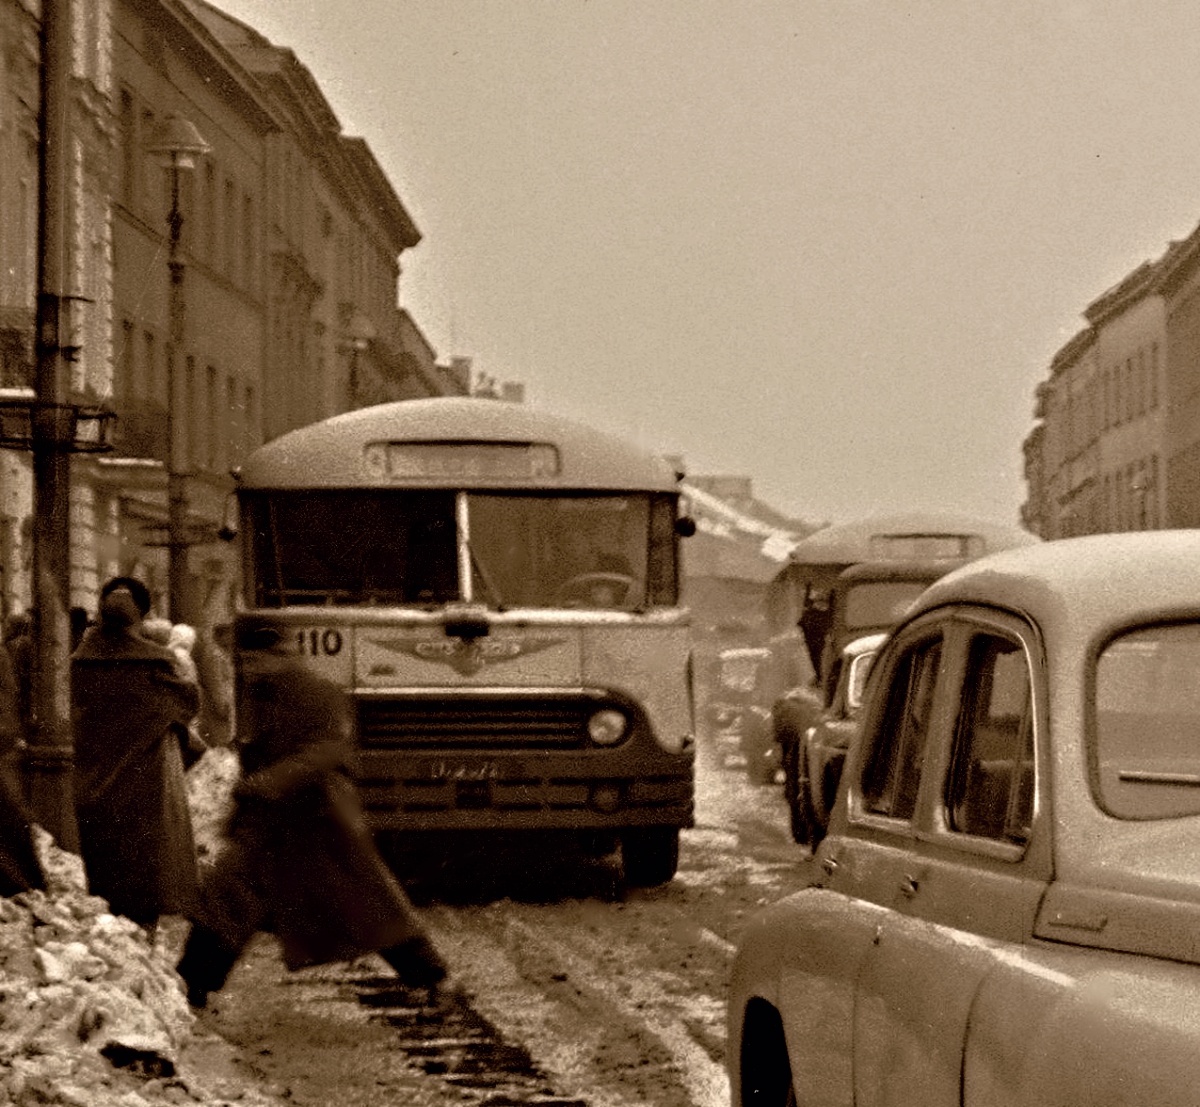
[{"left": 210, "top": 0, "right": 1200, "bottom": 529}]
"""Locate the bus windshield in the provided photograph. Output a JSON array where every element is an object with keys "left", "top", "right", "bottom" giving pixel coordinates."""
[{"left": 244, "top": 490, "right": 678, "bottom": 609}]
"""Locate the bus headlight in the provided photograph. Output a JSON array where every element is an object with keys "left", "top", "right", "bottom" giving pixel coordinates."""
[{"left": 587, "top": 708, "right": 628, "bottom": 746}]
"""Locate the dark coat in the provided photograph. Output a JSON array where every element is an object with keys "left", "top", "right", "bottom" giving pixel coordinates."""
[
  {"left": 0, "top": 641, "right": 43, "bottom": 896},
  {"left": 72, "top": 625, "right": 201, "bottom": 922},
  {"left": 195, "top": 655, "right": 422, "bottom": 969}
]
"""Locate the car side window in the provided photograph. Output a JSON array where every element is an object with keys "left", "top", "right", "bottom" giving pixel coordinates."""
[
  {"left": 945, "top": 634, "right": 1034, "bottom": 846},
  {"left": 861, "top": 636, "right": 943, "bottom": 820}
]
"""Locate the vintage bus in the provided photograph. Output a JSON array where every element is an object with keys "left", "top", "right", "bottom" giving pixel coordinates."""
[{"left": 229, "top": 397, "right": 696, "bottom": 885}]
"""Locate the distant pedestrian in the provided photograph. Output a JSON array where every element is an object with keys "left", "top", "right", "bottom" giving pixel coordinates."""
[
  {"left": 71, "top": 577, "right": 201, "bottom": 933},
  {"left": 176, "top": 626, "right": 452, "bottom": 1009},
  {"left": 3, "top": 612, "right": 33, "bottom": 740},
  {"left": 69, "top": 606, "right": 91, "bottom": 654},
  {"left": 0, "top": 637, "right": 43, "bottom": 895}
]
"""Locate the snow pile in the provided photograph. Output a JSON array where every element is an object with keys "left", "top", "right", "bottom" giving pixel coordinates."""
[
  {"left": 187, "top": 745, "right": 240, "bottom": 864},
  {"left": 0, "top": 747, "right": 281, "bottom": 1106},
  {"left": 0, "top": 832, "right": 191, "bottom": 1104}
]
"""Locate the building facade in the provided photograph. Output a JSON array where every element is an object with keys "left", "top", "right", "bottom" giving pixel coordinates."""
[
  {"left": 1021, "top": 230, "right": 1195, "bottom": 538},
  {"left": 0, "top": 0, "right": 466, "bottom": 628}
]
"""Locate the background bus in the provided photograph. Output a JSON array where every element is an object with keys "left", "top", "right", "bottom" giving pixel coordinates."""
[{"left": 230, "top": 397, "right": 696, "bottom": 886}]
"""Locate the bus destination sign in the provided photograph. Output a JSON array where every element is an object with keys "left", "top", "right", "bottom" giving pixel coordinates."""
[{"left": 362, "top": 441, "right": 561, "bottom": 481}]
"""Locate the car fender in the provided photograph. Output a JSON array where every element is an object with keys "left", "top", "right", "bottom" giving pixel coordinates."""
[
  {"left": 728, "top": 887, "right": 883, "bottom": 1107},
  {"left": 966, "top": 948, "right": 1200, "bottom": 1107}
]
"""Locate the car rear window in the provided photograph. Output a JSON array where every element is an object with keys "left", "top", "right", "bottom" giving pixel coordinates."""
[{"left": 1095, "top": 623, "right": 1200, "bottom": 819}]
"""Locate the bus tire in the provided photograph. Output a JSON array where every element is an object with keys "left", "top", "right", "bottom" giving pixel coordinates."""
[{"left": 621, "top": 827, "right": 680, "bottom": 886}]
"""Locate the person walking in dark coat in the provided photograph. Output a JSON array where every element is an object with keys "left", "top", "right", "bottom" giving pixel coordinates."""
[
  {"left": 176, "top": 626, "right": 450, "bottom": 1009},
  {"left": 72, "top": 577, "right": 200, "bottom": 932}
]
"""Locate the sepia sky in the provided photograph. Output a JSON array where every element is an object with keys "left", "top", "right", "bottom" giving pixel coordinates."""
[{"left": 212, "top": 0, "right": 1200, "bottom": 527}]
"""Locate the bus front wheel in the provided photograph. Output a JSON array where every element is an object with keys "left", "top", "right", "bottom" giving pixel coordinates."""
[{"left": 621, "top": 827, "right": 680, "bottom": 886}]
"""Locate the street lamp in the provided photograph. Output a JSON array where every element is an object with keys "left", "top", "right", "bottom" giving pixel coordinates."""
[
  {"left": 342, "top": 311, "right": 375, "bottom": 408},
  {"left": 147, "top": 112, "right": 209, "bottom": 622}
]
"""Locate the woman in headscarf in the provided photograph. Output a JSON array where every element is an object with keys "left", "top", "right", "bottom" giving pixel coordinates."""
[{"left": 71, "top": 577, "right": 200, "bottom": 933}]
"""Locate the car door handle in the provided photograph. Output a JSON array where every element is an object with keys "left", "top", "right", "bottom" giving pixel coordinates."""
[
  {"left": 821, "top": 856, "right": 838, "bottom": 876},
  {"left": 899, "top": 874, "right": 920, "bottom": 897}
]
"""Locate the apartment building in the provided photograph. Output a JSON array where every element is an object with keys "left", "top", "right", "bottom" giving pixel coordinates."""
[
  {"left": 1021, "top": 228, "right": 1200, "bottom": 538},
  {"left": 0, "top": 0, "right": 465, "bottom": 625}
]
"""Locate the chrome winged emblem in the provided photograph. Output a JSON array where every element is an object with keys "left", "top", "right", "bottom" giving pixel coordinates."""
[{"left": 370, "top": 634, "right": 566, "bottom": 677}]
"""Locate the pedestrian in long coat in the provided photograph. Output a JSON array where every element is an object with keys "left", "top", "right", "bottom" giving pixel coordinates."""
[
  {"left": 72, "top": 578, "right": 200, "bottom": 930},
  {"left": 176, "top": 627, "right": 450, "bottom": 1008},
  {"left": 0, "top": 638, "right": 43, "bottom": 896}
]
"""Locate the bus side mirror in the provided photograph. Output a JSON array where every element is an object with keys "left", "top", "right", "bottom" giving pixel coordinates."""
[
  {"left": 675, "top": 516, "right": 697, "bottom": 538},
  {"left": 217, "top": 493, "right": 239, "bottom": 542}
]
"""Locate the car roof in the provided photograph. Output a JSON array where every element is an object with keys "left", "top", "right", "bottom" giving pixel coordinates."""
[{"left": 909, "top": 531, "right": 1200, "bottom": 638}]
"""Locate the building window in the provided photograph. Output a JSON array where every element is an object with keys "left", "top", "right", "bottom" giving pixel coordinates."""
[
  {"left": 226, "top": 374, "right": 239, "bottom": 467},
  {"left": 119, "top": 90, "right": 136, "bottom": 206},
  {"left": 206, "top": 364, "right": 218, "bottom": 471},
  {"left": 243, "top": 383, "right": 257, "bottom": 457},
  {"left": 143, "top": 330, "right": 156, "bottom": 405},
  {"left": 1150, "top": 343, "right": 1159, "bottom": 410},
  {"left": 120, "top": 320, "right": 135, "bottom": 404},
  {"left": 141, "top": 109, "right": 157, "bottom": 219},
  {"left": 224, "top": 179, "right": 236, "bottom": 276},
  {"left": 242, "top": 195, "right": 255, "bottom": 292},
  {"left": 203, "top": 162, "right": 216, "bottom": 264}
]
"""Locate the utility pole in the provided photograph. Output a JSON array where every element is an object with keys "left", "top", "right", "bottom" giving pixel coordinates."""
[{"left": 28, "top": 0, "right": 77, "bottom": 849}]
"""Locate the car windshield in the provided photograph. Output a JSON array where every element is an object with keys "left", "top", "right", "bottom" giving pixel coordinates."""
[
  {"left": 467, "top": 493, "right": 676, "bottom": 609},
  {"left": 1094, "top": 623, "right": 1200, "bottom": 819},
  {"left": 244, "top": 490, "right": 460, "bottom": 606},
  {"left": 243, "top": 489, "right": 678, "bottom": 609},
  {"left": 841, "top": 581, "right": 929, "bottom": 631}
]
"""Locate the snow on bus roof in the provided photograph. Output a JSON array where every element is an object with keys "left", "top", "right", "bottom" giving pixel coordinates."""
[{"left": 236, "top": 398, "right": 682, "bottom": 491}]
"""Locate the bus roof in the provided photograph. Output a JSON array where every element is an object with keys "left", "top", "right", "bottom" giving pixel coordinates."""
[{"left": 236, "top": 397, "right": 683, "bottom": 492}]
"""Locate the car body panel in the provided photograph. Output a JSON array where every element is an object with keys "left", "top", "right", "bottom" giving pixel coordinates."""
[
  {"left": 729, "top": 888, "right": 884, "bottom": 1107},
  {"left": 728, "top": 531, "right": 1200, "bottom": 1107}
]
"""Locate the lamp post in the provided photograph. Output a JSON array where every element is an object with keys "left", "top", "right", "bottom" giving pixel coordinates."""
[
  {"left": 342, "top": 312, "right": 375, "bottom": 409},
  {"left": 148, "top": 113, "right": 209, "bottom": 622}
]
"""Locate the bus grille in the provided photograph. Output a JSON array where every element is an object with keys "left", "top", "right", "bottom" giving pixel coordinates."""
[{"left": 357, "top": 697, "right": 591, "bottom": 750}]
